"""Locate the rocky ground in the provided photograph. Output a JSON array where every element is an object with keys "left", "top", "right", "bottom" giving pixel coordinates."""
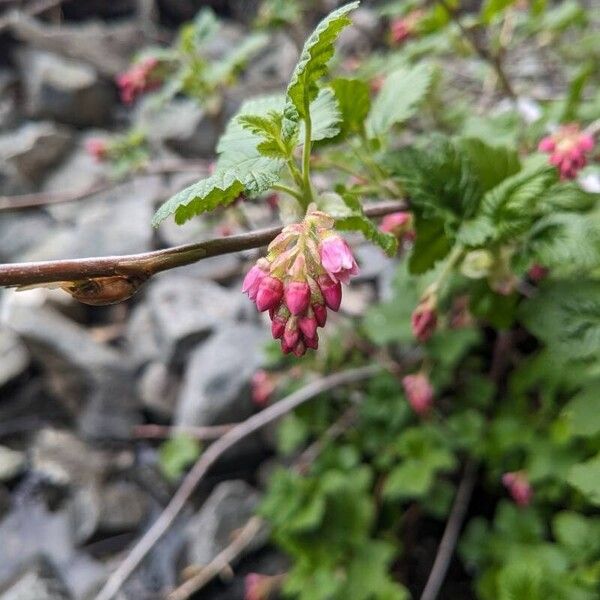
[{"left": 0, "top": 2, "right": 391, "bottom": 598}]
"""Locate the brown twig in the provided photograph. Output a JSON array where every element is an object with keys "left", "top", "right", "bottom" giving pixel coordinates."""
[
  {"left": 419, "top": 458, "right": 478, "bottom": 600},
  {"left": 436, "top": 0, "right": 516, "bottom": 99},
  {"left": 93, "top": 365, "right": 381, "bottom": 600},
  {"left": 132, "top": 423, "right": 235, "bottom": 441},
  {"left": 168, "top": 516, "right": 265, "bottom": 600},
  {"left": 0, "top": 200, "right": 405, "bottom": 289},
  {"left": 0, "top": 160, "right": 207, "bottom": 212}
]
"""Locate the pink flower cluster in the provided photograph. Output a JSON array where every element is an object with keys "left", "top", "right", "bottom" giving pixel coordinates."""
[
  {"left": 116, "top": 57, "right": 162, "bottom": 105},
  {"left": 538, "top": 124, "right": 595, "bottom": 180},
  {"left": 402, "top": 373, "right": 434, "bottom": 416},
  {"left": 502, "top": 471, "right": 533, "bottom": 507},
  {"left": 243, "top": 212, "right": 359, "bottom": 357},
  {"left": 85, "top": 138, "right": 109, "bottom": 162}
]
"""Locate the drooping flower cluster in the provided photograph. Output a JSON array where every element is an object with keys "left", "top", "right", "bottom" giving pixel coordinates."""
[
  {"left": 502, "top": 471, "right": 533, "bottom": 507},
  {"left": 379, "top": 211, "right": 415, "bottom": 245},
  {"left": 116, "top": 57, "right": 162, "bottom": 105},
  {"left": 402, "top": 373, "right": 434, "bottom": 416},
  {"left": 242, "top": 211, "right": 359, "bottom": 357},
  {"left": 538, "top": 124, "right": 595, "bottom": 180}
]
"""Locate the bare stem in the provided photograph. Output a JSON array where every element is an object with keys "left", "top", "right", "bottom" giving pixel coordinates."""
[
  {"left": 93, "top": 365, "right": 381, "bottom": 600},
  {"left": 301, "top": 96, "right": 315, "bottom": 207},
  {"left": 419, "top": 458, "right": 478, "bottom": 600},
  {"left": 437, "top": 0, "right": 516, "bottom": 99},
  {"left": 0, "top": 200, "right": 405, "bottom": 289}
]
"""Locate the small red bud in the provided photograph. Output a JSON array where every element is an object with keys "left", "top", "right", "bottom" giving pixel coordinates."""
[
  {"left": 299, "top": 314, "right": 317, "bottom": 340},
  {"left": 402, "top": 373, "right": 434, "bottom": 416},
  {"left": 283, "top": 317, "right": 299, "bottom": 348},
  {"left": 411, "top": 300, "right": 437, "bottom": 342},
  {"left": 284, "top": 280, "right": 311, "bottom": 315},
  {"left": 312, "top": 303, "right": 327, "bottom": 327},
  {"left": 292, "top": 340, "right": 306, "bottom": 357},
  {"left": 255, "top": 277, "right": 283, "bottom": 312},
  {"left": 317, "top": 275, "right": 342, "bottom": 311}
]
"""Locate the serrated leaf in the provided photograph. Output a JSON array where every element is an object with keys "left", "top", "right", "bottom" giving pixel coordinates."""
[
  {"left": 329, "top": 78, "right": 371, "bottom": 140},
  {"left": 563, "top": 383, "right": 600, "bottom": 437},
  {"left": 287, "top": 2, "right": 359, "bottom": 117},
  {"left": 567, "top": 453, "right": 600, "bottom": 506},
  {"left": 519, "top": 280, "right": 600, "bottom": 361},
  {"left": 318, "top": 192, "right": 398, "bottom": 255},
  {"left": 409, "top": 217, "right": 453, "bottom": 274},
  {"left": 366, "top": 63, "right": 433, "bottom": 137},
  {"left": 307, "top": 87, "right": 342, "bottom": 141}
]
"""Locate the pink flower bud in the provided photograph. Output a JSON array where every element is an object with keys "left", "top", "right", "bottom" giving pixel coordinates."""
[
  {"left": 380, "top": 211, "right": 412, "bottom": 234},
  {"left": 304, "top": 333, "right": 319, "bottom": 350},
  {"left": 527, "top": 263, "right": 549, "bottom": 283},
  {"left": 292, "top": 340, "right": 306, "bottom": 357},
  {"left": 299, "top": 314, "right": 317, "bottom": 340},
  {"left": 312, "top": 303, "right": 327, "bottom": 327},
  {"left": 317, "top": 275, "right": 342, "bottom": 311},
  {"left": 284, "top": 281, "right": 310, "bottom": 315},
  {"left": 319, "top": 235, "right": 360, "bottom": 285},
  {"left": 390, "top": 19, "right": 410, "bottom": 44},
  {"left": 251, "top": 370, "right": 275, "bottom": 407},
  {"left": 283, "top": 317, "right": 299, "bottom": 348},
  {"left": 242, "top": 263, "right": 268, "bottom": 301},
  {"left": 271, "top": 315, "right": 287, "bottom": 339},
  {"left": 411, "top": 302, "right": 437, "bottom": 342},
  {"left": 255, "top": 276, "right": 283, "bottom": 312},
  {"left": 502, "top": 471, "right": 533, "bottom": 507},
  {"left": 85, "top": 138, "right": 109, "bottom": 161},
  {"left": 245, "top": 573, "right": 269, "bottom": 600},
  {"left": 538, "top": 137, "right": 556, "bottom": 152},
  {"left": 402, "top": 373, "right": 434, "bottom": 415}
]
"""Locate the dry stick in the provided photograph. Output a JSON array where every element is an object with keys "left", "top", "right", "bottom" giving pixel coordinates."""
[
  {"left": 436, "top": 0, "right": 516, "bottom": 99},
  {"left": 132, "top": 423, "right": 235, "bottom": 441},
  {"left": 168, "top": 516, "right": 265, "bottom": 600},
  {"left": 93, "top": 365, "right": 380, "bottom": 600},
  {"left": 0, "top": 160, "right": 207, "bottom": 212},
  {"left": 0, "top": 200, "right": 405, "bottom": 288},
  {"left": 419, "top": 458, "right": 478, "bottom": 600}
]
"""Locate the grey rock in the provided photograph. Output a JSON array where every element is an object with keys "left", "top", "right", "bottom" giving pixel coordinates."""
[
  {"left": 242, "top": 32, "right": 298, "bottom": 94},
  {"left": 137, "top": 97, "right": 223, "bottom": 157},
  {"left": 0, "top": 446, "right": 26, "bottom": 482},
  {"left": 138, "top": 362, "right": 177, "bottom": 419},
  {"left": 125, "top": 304, "right": 162, "bottom": 367},
  {"left": 186, "top": 480, "right": 266, "bottom": 566},
  {"left": 0, "top": 328, "right": 29, "bottom": 388},
  {"left": 97, "top": 481, "right": 149, "bottom": 533},
  {"left": 0, "top": 69, "right": 18, "bottom": 132},
  {"left": 0, "top": 211, "right": 54, "bottom": 262},
  {"left": 15, "top": 49, "right": 114, "bottom": 127},
  {"left": 0, "top": 502, "right": 105, "bottom": 599},
  {"left": 0, "top": 121, "right": 72, "bottom": 185},
  {"left": 9, "top": 15, "right": 145, "bottom": 77},
  {"left": 146, "top": 275, "right": 243, "bottom": 364},
  {"left": 175, "top": 324, "right": 268, "bottom": 427},
  {"left": 353, "top": 244, "right": 393, "bottom": 282},
  {"left": 31, "top": 429, "right": 108, "bottom": 487},
  {"left": 0, "top": 559, "right": 71, "bottom": 600},
  {"left": 337, "top": 7, "right": 380, "bottom": 56}
]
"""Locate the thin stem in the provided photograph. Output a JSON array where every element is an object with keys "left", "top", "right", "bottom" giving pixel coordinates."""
[
  {"left": 93, "top": 365, "right": 381, "bottom": 600},
  {"left": 271, "top": 183, "right": 304, "bottom": 201},
  {"left": 301, "top": 96, "right": 315, "bottom": 207},
  {"left": 437, "top": 0, "right": 516, "bottom": 99},
  {"left": 0, "top": 200, "right": 406, "bottom": 290}
]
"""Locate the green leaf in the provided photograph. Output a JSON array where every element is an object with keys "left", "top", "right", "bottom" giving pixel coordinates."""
[
  {"left": 287, "top": 2, "right": 359, "bottom": 118},
  {"left": 307, "top": 87, "right": 342, "bottom": 141},
  {"left": 567, "top": 453, "right": 600, "bottom": 506},
  {"left": 366, "top": 63, "right": 433, "bottom": 137},
  {"left": 563, "top": 383, "right": 600, "bottom": 437},
  {"left": 519, "top": 280, "right": 600, "bottom": 361},
  {"left": 329, "top": 78, "right": 371, "bottom": 140},
  {"left": 481, "top": 0, "right": 517, "bottom": 23},
  {"left": 409, "top": 216, "right": 453, "bottom": 274},
  {"left": 152, "top": 170, "right": 246, "bottom": 226},
  {"left": 318, "top": 192, "right": 398, "bottom": 255},
  {"left": 238, "top": 110, "right": 297, "bottom": 159},
  {"left": 158, "top": 435, "right": 201, "bottom": 481}
]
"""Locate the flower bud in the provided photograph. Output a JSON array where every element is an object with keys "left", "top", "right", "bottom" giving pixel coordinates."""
[
  {"left": 284, "top": 280, "right": 311, "bottom": 315},
  {"left": 283, "top": 317, "right": 299, "bottom": 348},
  {"left": 379, "top": 211, "right": 414, "bottom": 242},
  {"left": 271, "top": 314, "right": 287, "bottom": 339},
  {"left": 299, "top": 314, "right": 317, "bottom": 340},
  {"left": 319, "top": 235, "right": 360, "bottom": 284},
  {"left": 312, "top": 303, "right": 327, "bottom": 327},
  {"left": 411, "top": 299, "right": 437, "bottom": 343},
  {"left": 317, "top": 275, "right": 342, "bottom": 311},
  {"left": 304, "top": 333, "right": 319, "bottom": 350},
  {"left": 402, "top": 373, "right": 434, "bottom": 415},
  {"left": 502, "top": 471, "right": 533, "bottom": 507},
  {"left": 242, "top": 261, "right": 268, "bottom": 301},
  {"left": 255, "top": 276, "right": 283, "bottom": 312},
  {"left": 251, "top": 370, "right": 275, "bottom": 407},
  {"left": 292, "top": 340, "right": 306, "bottom": 357}
]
